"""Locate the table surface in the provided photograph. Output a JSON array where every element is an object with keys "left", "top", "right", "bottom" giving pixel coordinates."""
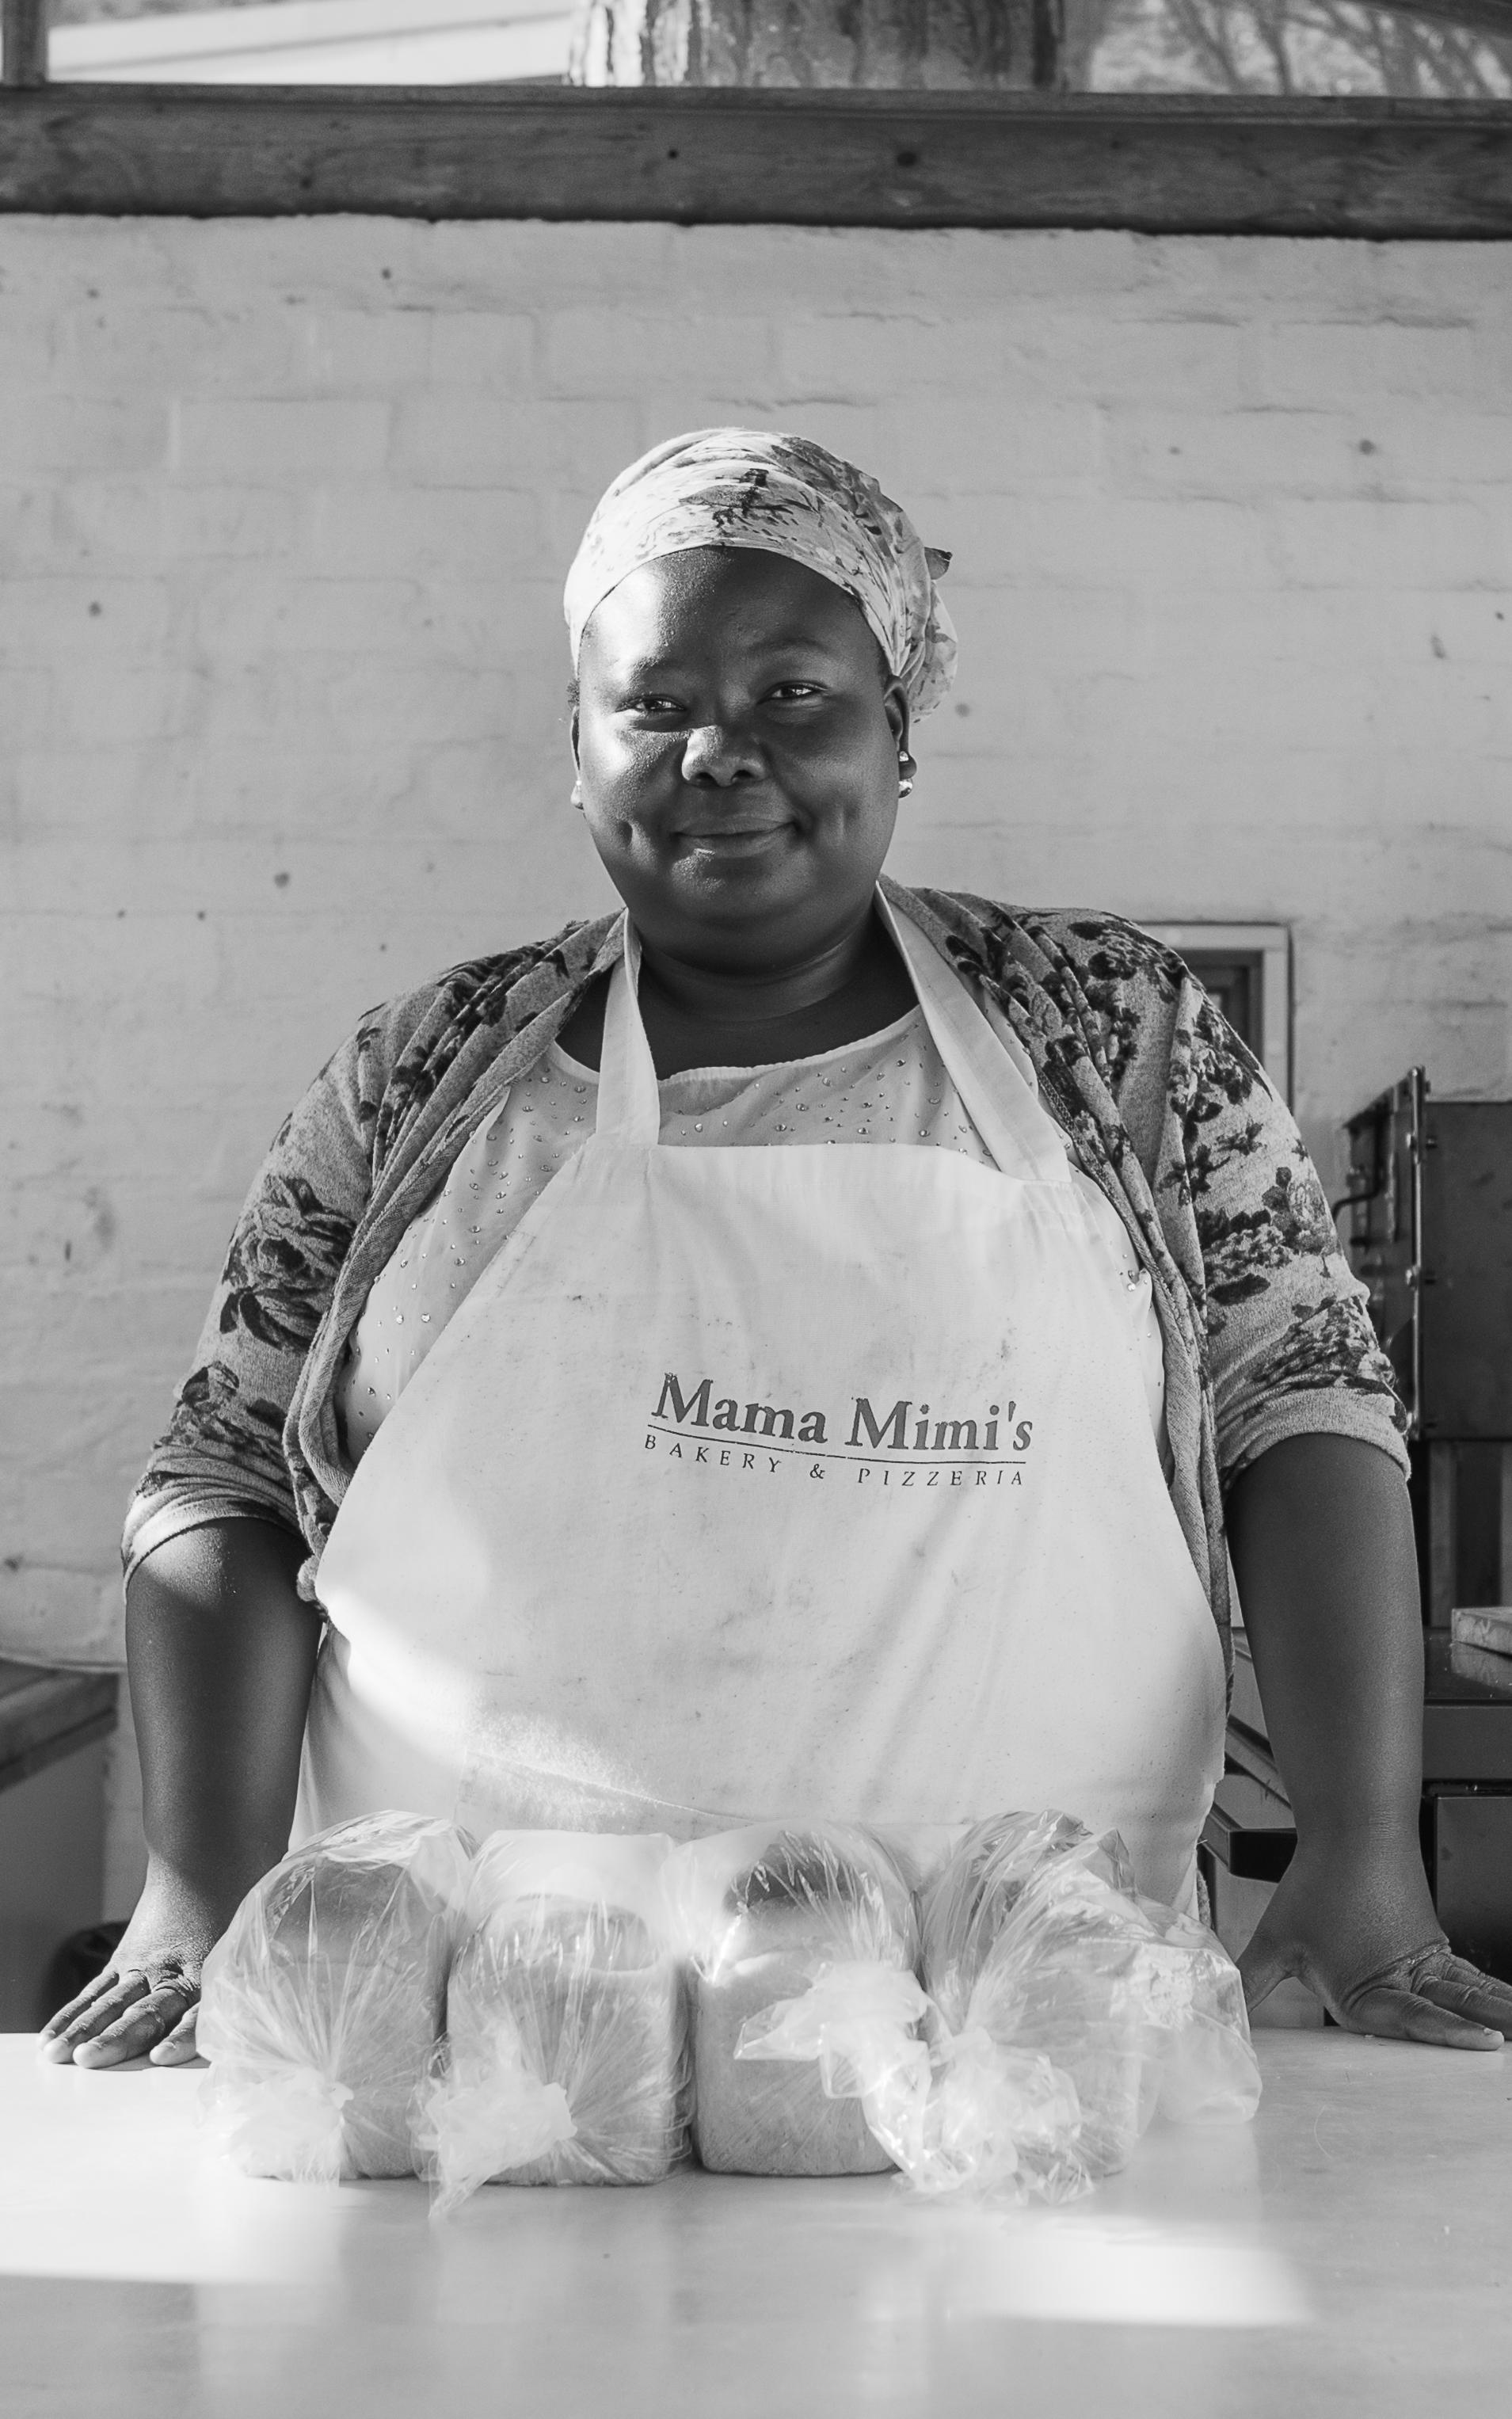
[{"left": 5, "top": 2025, "right": 1510, "bottom": 2419}]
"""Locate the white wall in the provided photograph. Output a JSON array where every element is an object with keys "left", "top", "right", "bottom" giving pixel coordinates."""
[{"left": 4, "top": 215, "right": 1510, "bottom": 1711}]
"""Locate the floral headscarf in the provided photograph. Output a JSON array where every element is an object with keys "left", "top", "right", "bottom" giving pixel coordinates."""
[{"left": 564, "top": 428, "right": 958, "bottom": 718}]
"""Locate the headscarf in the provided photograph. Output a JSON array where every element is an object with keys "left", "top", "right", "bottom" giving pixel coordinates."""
[{"left": 563, "top": 428, "right": 958, "bottom": 718}]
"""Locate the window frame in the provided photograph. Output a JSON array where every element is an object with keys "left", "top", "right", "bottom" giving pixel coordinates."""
[{"left": 3, "top": 2, "right": 1511, "bottom": 235}]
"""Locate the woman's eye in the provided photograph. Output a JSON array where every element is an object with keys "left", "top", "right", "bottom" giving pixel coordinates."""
[
  {"left": 624, "top": 695, "right": 684, "bottom": 718},
  {"left": 767, "top": 683, "right": 822, "bottom": 703}
]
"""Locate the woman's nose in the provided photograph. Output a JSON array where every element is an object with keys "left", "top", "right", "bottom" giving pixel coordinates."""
[{"left": 680, "top": 723, "right": 764, "bottom": 785}]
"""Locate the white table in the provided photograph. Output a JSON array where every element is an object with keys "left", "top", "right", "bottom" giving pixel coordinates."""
[{"left": 4, "top": 2026, "right": 1510, "bottom": 2417}]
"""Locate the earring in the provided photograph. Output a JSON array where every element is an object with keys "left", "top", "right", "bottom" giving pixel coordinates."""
[
  {"left": 569, "top": 779, "right": 583, "bottom": 806},
  {"left": 897, "top": 751, "right": 916, "bottom": 798}
]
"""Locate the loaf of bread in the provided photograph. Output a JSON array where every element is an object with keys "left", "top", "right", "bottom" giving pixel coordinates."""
[
  {"left": 920, "top": 1811, "right": 1113, "bottom": 2030},
  {"left": 674, "top": 1825, "right": 920, "bottom": 2177},
  {"left": 423, "top": 1830, "right": 688, "bottom": 2197},
  {"left": 198, "top": 1811, "right": 472, "bottom": 2182},
  {"left": 921, "top": 1811, "right": 1159, "bottom": 2184}
]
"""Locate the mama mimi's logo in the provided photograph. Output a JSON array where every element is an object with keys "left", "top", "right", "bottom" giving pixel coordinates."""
[{"left": 643, "top": 1371, "right": 1033, "bottom": 1488}]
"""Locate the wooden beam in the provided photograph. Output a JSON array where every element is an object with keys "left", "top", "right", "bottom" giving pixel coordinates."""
[
  {"left": 1, "top": 87, "right": 1510, "bottom": 237},
  {"left": 1, "top": 0, "right": 47, "bottom": 90}
]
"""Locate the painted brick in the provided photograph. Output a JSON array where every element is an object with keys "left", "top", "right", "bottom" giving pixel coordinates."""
[
  {"left": 1112, "top": 410, "right": 1377, "bottom": 500},
  {"left": 190, "top": 571, "right": 424, "bottom": 656},
  {"left": 1, "top": 391, "right": 168, "bottom": 472},
  {"left": 52, "top": 303, "right": 303, "bottom": 396},
  {"left": 50, "top": 481, "right": 300, "bottom": 564},
  {"left": 1340, "top": 406, "right": 1512, "bottom": 491},
  {"left": 1001, "top": 317, "right": 1250, "bottom": 409},
  {"left": 391, "top": 390, "right": 641, "bottom": 489},
  {"left": 1244, "top": 319, "right": 1483, "bottom": 407},
  {"left": 0, "top": 577, "right": 173, "bottom": 656},
  {"left": 1268, "top": 500, "right": 1502, "bottom": 591},
  {"left": 950, "top": 497, "right": 1274, "bottom": 589},
  {"left": 427, "top": 310, "right": 536, "bottom": 390},
  {"left": 299, "top": 485, "right": 539, "bottom": 579},
  {"left": 8, "top": 744, "right": 179, "bottom": 837},
  {"left": 299, "top": 305, "right": 435, "bottom": 390},
  {"left": 0, "top": 483, "right": 60, "bottom": 563},
  {"left": 0, "top": 669, "right": 55, "bottom": 749},
  {"left": 775, "top": 313, "right": 950, "bottom": 398},
  {"left": 170, "top": 397, "right": 392, "bottom": 478},
  {"left": 59, "top": 665, "right": 195, "bottom": 749},
  {"left": 788, "top": 313, "right": 1011, "bottom": 398},
  {"left": 322, "top": 660, "right": 520, "bottom": 748},
  {"left": 883, "top": 398, "right": 1106, "bottom": 492},
  {"left": 547, "top": 310, "right": 773, "bottom": 397}
]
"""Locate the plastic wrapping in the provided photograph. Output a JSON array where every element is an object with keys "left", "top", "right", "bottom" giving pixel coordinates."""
[
  {"left": 920, "top": 1811, "right": 1260, "bottom": 2182},
  {"left": 415, "top": 1830, "right": 689, "bottom": 2207},
  {"left": 197, "top": 1811, "right": 472, "bottom": 2182},
  {"left": 885, "top": 1811, "right": 1259, "bottom": 2196},
  {"left": 917, "top": 1810, "right": 1156, "bottom": 2186},
  {"left": 198, "top": 1806, "right": 1256, "bottom": 2205},
  {"left": 723, "top": 1811, "right": 1259, "bottom": 2201},
  {"left": 668, "top": 1823, "right": 920, "bottom": 2176}
]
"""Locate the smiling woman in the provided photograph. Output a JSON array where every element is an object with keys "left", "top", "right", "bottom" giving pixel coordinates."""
[
  {"left": 557, "top": 429, "right": 951, "bottom": 1063},
  {"left": 563, "top": 551, "right": 917, "bottom": 1069},
  {"left": 40, "top": 426, "right": 1512, "bottom": 2072}
]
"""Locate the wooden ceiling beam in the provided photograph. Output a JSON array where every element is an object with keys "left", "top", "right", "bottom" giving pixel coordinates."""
[{"left": 1, "top": 86, "right": 1510, "bottom": 238}]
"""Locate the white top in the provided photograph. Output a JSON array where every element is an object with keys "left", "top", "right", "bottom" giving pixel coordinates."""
[{"left": 337, "top": 1005, "right": 1167, "bottom": 1466}]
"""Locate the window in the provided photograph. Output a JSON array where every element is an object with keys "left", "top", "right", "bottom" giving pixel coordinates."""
[
  {"left": 4, "top": 1, "right": 1509, "bottom": 237},
  {"left": 46, "top": 0, "right": 574, "bottom": 86}
]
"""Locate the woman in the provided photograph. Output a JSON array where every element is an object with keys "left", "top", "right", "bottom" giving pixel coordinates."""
[{"left": 44, "top": 429, "right": 1512, "bottom": 2067}]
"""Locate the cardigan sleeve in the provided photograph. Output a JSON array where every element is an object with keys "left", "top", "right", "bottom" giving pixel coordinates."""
[
  {"left": 1158, "top": 970, "right": 1410, "bottom": 1488},
  {"left": 120, "top": 994, "right": 421, "bottom": 1586}
]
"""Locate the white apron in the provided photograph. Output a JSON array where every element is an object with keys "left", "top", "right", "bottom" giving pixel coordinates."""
[{"left": 299, "top": 900, "right": 1225, "bottom": 1909}]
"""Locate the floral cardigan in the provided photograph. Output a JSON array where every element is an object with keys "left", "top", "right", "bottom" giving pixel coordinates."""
[{"left": 122, "top": 881, "right": 1407, "bottom": 1676}]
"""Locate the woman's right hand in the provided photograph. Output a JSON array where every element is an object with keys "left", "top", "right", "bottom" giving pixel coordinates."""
[
  {"left": 47, "top": 1518, "right": 321, "bottom": 2070},
  {"left": 38, "top": 1868, "right": 221, "bottom": 2068}
]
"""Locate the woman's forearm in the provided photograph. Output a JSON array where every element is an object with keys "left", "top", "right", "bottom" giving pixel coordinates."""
[
  {"left": 128, "top": 1516, "right": 322, "bottom": 1909},
  {"left": 1223, "top": 1432, "right": 1426, "bottom": 1848},
  {"left": 40, "top": 1518, "right": 322, "bottom": 2064},
  {"left": 1219, "top": 1431, "right": 1512, "bottom": 2044}
]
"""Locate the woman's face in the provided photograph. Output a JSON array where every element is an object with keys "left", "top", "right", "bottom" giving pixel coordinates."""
[{"left": 572, "top": 547, "right": 909, "bottom": 974}]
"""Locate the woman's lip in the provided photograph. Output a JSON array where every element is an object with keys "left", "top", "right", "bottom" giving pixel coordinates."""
[{"left": 677, "top": 825, "right": 790, "bottom": 850}]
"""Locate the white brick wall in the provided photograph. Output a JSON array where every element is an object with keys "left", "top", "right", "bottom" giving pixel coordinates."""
[{"left": 3, "top": 217, "right": 1510, "bottom": 1754}]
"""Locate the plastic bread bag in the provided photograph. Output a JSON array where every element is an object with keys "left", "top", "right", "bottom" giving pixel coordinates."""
[
  {"left": 197, "top": 1811, "right": 473, "bottom": 2183},
  {"left": 414, "top": 1830, "right": 689, "bottom": 2209},
  {"left": 911, "top": 1810, "right": 1261, "bottom": 2195},
  {"left": 1130, "top": 1893, "right": 1266, "bottom": 2127},
  {"left": 667, "top": 1822, "right": 921, "bottom": 2176},
  {"left": 915, "top": 1810, "right": 1152, "bottom": 2184},
  {"left": 727, "top": 1811, "right": 1259, "bottom": 2203}
]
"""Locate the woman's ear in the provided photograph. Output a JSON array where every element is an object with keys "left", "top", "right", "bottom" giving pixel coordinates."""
[
  {"left": 887, "top": 684, "right": 913, "bottom": 801},
  {"left": 569, "top": 688, "right": 584, "bottom": 809}
]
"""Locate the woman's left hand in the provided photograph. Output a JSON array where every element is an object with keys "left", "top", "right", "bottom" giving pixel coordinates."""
[{"left": 1239, "top": 1836, "right": 1512, "bottom": 2049}]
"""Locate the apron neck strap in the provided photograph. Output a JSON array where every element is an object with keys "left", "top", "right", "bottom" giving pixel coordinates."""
[
  {"left": 596, "top": 895, "right": 1069, "bottom": 1183},
  {"left": 875, "top": 893, "right": 1070, "bottom": 1183},
  {"left": 597, "top": 916, "right": 662, "bottom": 1145}
]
